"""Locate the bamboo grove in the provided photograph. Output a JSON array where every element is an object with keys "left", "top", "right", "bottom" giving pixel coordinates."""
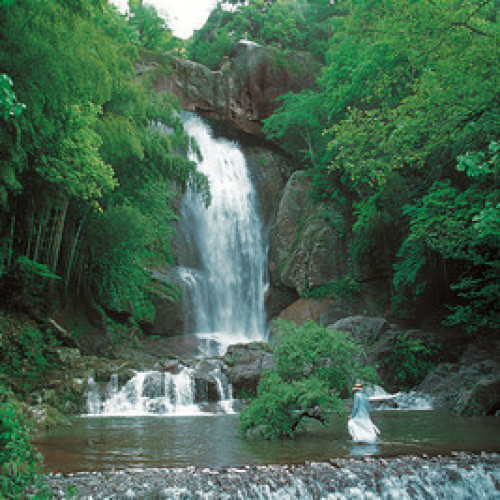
[{"left": 0, "top": 0, "right": 206, "bottom": 323}]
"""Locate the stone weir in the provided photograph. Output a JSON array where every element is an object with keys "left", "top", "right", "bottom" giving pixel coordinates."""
[{"left": 35, "top": 453, "right": 499, "bottom": 499}]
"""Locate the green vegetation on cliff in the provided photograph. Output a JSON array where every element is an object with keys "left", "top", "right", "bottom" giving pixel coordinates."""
[
  {"left": 259, "top": 0, "right": 499, "bottom": 333},
  {"left": 188, "top": 0, "right": 338, "bottom": 69}
]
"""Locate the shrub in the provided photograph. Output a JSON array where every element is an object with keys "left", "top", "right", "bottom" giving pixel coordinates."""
[
  {"left": 239, "top": 320, "right": 378, "bottom": 439},
  {"left": 0, "top": 385, "right": 43, "bottom": 498},
  {"left": 0, "top": 314, "right": 57, "bottom": 392},
  {"left": 387, "top": 333, "right": 442, "bottom": 390}
]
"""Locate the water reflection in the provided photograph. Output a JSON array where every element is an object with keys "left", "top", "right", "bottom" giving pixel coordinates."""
[{"left": 349, "top": 442, "right": 379, "bottom": 457}]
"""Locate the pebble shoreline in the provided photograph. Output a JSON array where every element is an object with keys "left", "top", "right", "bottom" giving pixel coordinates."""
[{"left": 33, "top": 452, "right": 500, "bottom": 499}]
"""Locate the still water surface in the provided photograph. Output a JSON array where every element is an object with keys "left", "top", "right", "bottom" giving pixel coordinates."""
[{"left": 34, "top": 411, "right": 500, "bottom": 473}]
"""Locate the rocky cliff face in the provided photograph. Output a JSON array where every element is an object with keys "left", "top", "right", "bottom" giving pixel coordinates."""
[
  {"left": 153, "top": 41, "right": 319, "bottom": 137},
  {"left": 268, "top": 171, "right": 351, "bottom": 294}
]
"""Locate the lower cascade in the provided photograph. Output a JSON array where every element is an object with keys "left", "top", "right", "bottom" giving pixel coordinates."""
[
  {"left": 85, "top": 363, "right": 234, "bottom": 416},
  {"left": 367, "top": 385, "right": 434, "bottom": 411},
  {"left": 85, "top": 377, "right": 434, "bottom": 417}
]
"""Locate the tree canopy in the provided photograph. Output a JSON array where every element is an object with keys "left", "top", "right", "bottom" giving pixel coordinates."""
[
  {"left": 188, "top": 0, "right": 339, "bottom": 69},
  {"left": 261, "top": 0, "right": 499, "bottom": 332}
]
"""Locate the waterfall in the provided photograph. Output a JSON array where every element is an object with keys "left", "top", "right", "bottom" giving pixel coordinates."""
[
  {"left": 177, "top": 113, "right": 268, "bottom": 355},
  {"left": 85, "top": 363, "right": 235, "bottom": 416}
]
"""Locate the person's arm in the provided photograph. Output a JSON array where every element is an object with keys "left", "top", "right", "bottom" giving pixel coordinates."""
[{"left": 351, "top": 393, "right": 359, "bottom": 418}]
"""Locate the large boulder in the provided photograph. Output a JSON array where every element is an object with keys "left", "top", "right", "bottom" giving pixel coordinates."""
[
  {"left": 222, "top": 342, "right": 274, "bottom": 397},
  {"left": 278, "top": 298, "right": 334, "bottom": 325},
  {"left": 327, "top": 316, "right": 442, "bottom": 392},
  {"left": 153, "top": 41, "right": 319, "bottom": 137},
  {"left": 418, "top": 339, "right": 500, "bottom": 416},
  {"left": 267, "top": 171, "right": 352, "bottom": 312},
  {"left": 151, "top": 296, "right": 185, "bottom": 337},
  {"left": 193, "top": 359, "right": 228, "bottom": 403},
  {"left": 329, "top": 316, "right": 391, "bottom": 344}
]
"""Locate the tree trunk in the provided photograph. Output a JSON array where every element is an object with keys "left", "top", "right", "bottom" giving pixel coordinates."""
[
  {"left": 64, "top": 214, "right": 86, "bottom": 291},
  {"left": 49, "top": 197, "right": 69, "bottom": 273},
  {"left": 26, "top": 212, "right": 35, "bottom": 259},
  {"left": 33, "top": 205, "right": 51, "bottom": 263},
  {"left": 5, "top": 213, "right": 15, "bottom": 268}
]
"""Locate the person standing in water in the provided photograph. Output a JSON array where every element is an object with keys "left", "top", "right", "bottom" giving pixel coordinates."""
[{"left": 348, "top": 382, "right": 380, "bottom": 443}]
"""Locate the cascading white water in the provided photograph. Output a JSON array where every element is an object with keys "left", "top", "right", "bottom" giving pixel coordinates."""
[
  {"left": 85, "top": 365, "right": 235, "bottom": 416},
  {"left": 367, "top": 385, "right": 434, "bottom": 411},
  {"left": 86, "top": 369, "right": 200, "bottom": 417},
  {"left": 178, "top": 113, "right": 268, "bottom": 355}
]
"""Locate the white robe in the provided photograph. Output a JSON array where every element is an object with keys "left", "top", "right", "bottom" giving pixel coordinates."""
[{"left": 348, "top": 390, "right": 380, "bottom": 443}]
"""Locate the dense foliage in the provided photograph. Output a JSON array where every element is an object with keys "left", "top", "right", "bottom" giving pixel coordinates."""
[
  {"left": 386, "top": 333, "right": 443, "bottom": 391},
  {"left": 0, "top": 385, "right": 43, "bottom": 498},
  {"left": 0, "top": 2, "right": 196, "bottom": 491},
  {"left": 239, "top": 320, "right": 377, "bottom": 439},
  {"left": 0, "top": 0, "right": 205, "bottom": 327},
  {"left": 262, "top": 0, "right": 499, "bottom": 332},
  {"left": 188, "top": 0, "right": 339, "bottom": 69},
  {"left": 0, "top": 314, "right": 57, "bottom": 392}
]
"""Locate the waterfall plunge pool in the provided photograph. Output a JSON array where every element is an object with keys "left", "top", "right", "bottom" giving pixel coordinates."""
[{"left": 34, "top": 411, "right": 500, "bottom": 474}]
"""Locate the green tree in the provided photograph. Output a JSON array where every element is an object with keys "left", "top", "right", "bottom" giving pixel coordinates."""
[
  {"left": 128, "top": 0, "right": 182, "bottom": 53},
  {"left": 188, "top": 0, "right": 338, "bottom": 70},
  {"left": 264, "top": 0, "right": 499, "bottom": 330},
  {"left": 0, "top": 0, "right": 206, "bottom": 328},
  {"left": 394, "top": 142, "right": 499, "bottom": 331},
  {"left": 239, "top": 320, "right": 377, "bottom": 439}
]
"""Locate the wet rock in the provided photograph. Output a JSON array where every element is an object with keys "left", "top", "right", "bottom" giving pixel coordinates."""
[
  {"left": 154, "top": 359, "right": 181, "bottom": 374},
  {"left": 222, "top": 342, "right": 274, "bottom": 397},
  {"left": 193, "top": 360, "right": 225, "bottom": 403},
  {"left": 418, "top": 339, "right": 500, "bottom": 415}
]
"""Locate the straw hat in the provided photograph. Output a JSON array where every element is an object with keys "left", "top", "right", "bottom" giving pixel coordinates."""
[{"left": 352, "top": 382, "right": 363, "bottom": 391}]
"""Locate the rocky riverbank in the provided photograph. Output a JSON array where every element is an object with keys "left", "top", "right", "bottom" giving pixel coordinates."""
[{"left": 33, "top": 452, "right": 499, "bottom": 499}]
